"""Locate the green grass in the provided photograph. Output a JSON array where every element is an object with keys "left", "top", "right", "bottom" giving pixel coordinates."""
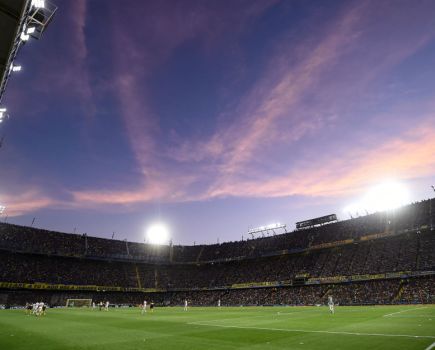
[{"left": 0, "top": 305, "right": 434, "bottom": 349}]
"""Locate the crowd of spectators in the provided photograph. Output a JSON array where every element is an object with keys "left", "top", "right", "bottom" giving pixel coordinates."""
[
  {"left": 0, "top": 199, "right": 433, "bottom": 308},
  {"left": 1, "top": 229, "right": 433, "bottom": 290},
  {"left": 399, "top": 276, "right": 435, "bottom": 304},
  {"left": 3, "top": 276, "right": 433, "bottom": 307},
  {"left": 1, "top": 199, "right": 433, "bottom": 263},
  {"left": 0, "top": 223, "right": 169, "bottom": 262},
  {"left": 0, "top": 251, "right": 155, "bottom": 288}
]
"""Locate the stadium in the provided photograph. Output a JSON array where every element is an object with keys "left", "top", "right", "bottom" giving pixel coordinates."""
[{"left": 0, "top": 1, "right": 434, "bottom": 350}]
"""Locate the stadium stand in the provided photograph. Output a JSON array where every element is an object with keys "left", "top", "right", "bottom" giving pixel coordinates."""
[{"left": 0, "top": 199, "right": 434, "bottom": 307}]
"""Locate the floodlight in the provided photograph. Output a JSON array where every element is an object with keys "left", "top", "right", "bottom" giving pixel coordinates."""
[
  {"left": 146, "top": 223, "right": 169, "bottom": 245},
  {"left": 11, "top": 65, "right": 22, "bottom": 72},
  {"left": 31, "top": 0, "right": 45, "bottom": 8},
  {"left": 248, "top": 223, "right": 286, "bottom": 235},
  {"left": 27, "top": 27, "right": 36, "bottom": 34},
  {"left": 20, "top": 32, "right": 30, "bottom": 41},
  {"left": 0, "top": 108, "right": 6, "bottom": 112}
]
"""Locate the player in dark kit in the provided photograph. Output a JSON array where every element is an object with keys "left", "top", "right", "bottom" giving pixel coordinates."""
[
  {"left": 150, "top": 302, "right": 154, "bottom": 313},
  {"left": 25, "top": 303, "right": 32, "bottom": 315}
]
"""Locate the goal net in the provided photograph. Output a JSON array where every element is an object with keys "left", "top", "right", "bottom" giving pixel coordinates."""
[{"left": 66, "top": 299, "right": 92, "bottom": 308}]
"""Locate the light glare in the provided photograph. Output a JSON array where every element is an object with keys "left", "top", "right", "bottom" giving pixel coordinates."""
[
  {"left": 31, "top": 0, "right": 45, "bottom": 8},
  {"left": 146, "top": 223, "right": 169, "bottom": 245},
  {"left": 344, "top": 181, "right": 410, "bottom": 215},
  {"left": 20, "top": 32, "right": 29, "bottom": 41}
]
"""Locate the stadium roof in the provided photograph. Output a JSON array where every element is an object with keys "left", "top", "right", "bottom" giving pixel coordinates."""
[{"left": 0, "top": 0, "right": 56, "bottom": 104}]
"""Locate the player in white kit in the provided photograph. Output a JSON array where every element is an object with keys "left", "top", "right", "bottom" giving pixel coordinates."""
[
  {"left": 32, "top": 302, "right": 39, "bottom": 315},
  {"left": 328, "top": 296, "right": 335, "bottom": 314},
  {"left": 218, "top": 299, "right": 221, "bottom": 308},
  {"left": 141, "top": 300, "right": 147, "bottom": 314},
  {"left": 184, "top": 299, "right": 188, "bottom": 311},
  {"left": 105, "top": 301, "right": 109, "bottom": 311}
]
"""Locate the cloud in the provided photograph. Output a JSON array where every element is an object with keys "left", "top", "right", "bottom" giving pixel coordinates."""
[
  {"left": 62, "top": 0, "right": 435, "bottom": 209},
  {"left": 4, "top": 0, "right": 435, "bottom": 216},
  {"left": 0, "top": 190, "right": 57, "bottom": 216},
  {"left": 205, "top": 119, "right": 435, "bottom": 199}
]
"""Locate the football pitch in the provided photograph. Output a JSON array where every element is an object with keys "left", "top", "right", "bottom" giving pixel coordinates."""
[{"left": 0, "top": 305, "right": 434, "bottom": 350}]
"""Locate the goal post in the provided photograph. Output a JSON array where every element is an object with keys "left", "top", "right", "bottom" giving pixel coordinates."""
[{"left": 66, "top": 299, "right": 92, "bottom": 308}]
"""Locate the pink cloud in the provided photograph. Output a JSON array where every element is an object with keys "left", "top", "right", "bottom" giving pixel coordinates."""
[
  {"left": 65, "top": 1, "right": 435, "bottom": 209},
  {"left": 5, "top": 0, "right": 435, "bottom": 216},
  {"left": 203, "top": 118, "right": 435, "bottom": 200},
  {"left": 0, "top": 190, "right": 57, "bottom": 216}
]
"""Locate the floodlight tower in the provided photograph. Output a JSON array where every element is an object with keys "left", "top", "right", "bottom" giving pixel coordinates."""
[{"left": 0, "top": 0, "right": 57, "bottom": 119}]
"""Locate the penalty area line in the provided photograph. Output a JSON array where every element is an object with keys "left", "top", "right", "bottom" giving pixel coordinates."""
[
  {"left": 425, "top": 342, "right": 435, "bottom": 350},
  {"left": 187, "top": 322, "right": 435, "bottom": 339}
]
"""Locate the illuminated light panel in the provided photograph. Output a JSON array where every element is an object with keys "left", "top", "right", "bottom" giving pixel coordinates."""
[
  {"left": 146, "top": 223, "right": 169, "bottom": 245},
  {"left": 344, "top": 181, "right": 410, "bottom": 214},
  {"left": 31, "top": 0, "right": 45, "bottom": 8},
  {"left": 248, "top": 223, "right": 286, "bottom": 234},
  {"left": 20, "top": 32, "right": 30, "bottom": 41},
  {"left": 27, "top": 27, "right": 36, "bottom": 34}
]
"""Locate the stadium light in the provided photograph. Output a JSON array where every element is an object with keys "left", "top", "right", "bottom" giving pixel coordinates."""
[
  {"left": 20, "top": 32, "right": 30, "bottom": 41},
  {"left": 146, "top": 223, "right": 169, "bottom": 245},
  {"left": 0, "top": 108, "right": 8, "bottom": 123},
  {"left": 247, "top": 223, "right": 287, "bottom": 238},
  {"left": 344, "top": 181, "right": 410, "bottom": 215},
  {"left": 31, "top": 0, "right": 45, "bottom": 8},
  {"left": 0, "top": 205, "right": 5, "bottom": 214},
  {"left": 27, "top": 27, "right": 36, "bottom": 34},
  {"left": 11, "top": 65, "right": 22, "bottom": 72},
  {"left": 248, "top": 223, "right": 286, "bottom": 234}
]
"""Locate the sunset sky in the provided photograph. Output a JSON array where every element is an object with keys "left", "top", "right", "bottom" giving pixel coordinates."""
[{"left": 0, "top": 0, "right": 434, "bottom": 244}]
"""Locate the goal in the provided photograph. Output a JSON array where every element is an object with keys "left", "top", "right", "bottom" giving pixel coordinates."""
[{"left": 66, "top": 299, "right": 92, "bottom": 308}]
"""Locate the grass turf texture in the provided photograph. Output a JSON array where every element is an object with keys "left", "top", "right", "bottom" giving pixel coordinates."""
[{"left": 0, "top": 305, "right": 434, "bottom": 349}]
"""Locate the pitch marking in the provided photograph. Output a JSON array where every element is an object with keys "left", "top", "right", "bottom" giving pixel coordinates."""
[
  {"left": 383, "top": 307, "right": 428, "bottom": 317},
  {"left": 187, "top": 322, "right": 435, "bottom": 339}
]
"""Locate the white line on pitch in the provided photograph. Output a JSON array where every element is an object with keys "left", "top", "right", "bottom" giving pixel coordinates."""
[
  {"left": 198, "top": 309, "right": 319, "bottom": 323},
  {"left": 386, "top": 315, "right": 433, "bottom": 318},
  {"left": 187, "top": 322, "right": 435, "bottom": 339},
  {"left": 383, "top": 307, "right": 428, "bottom": 317},
  {"left": 425, "top": 341, "right": 435, "bottom": 350}
]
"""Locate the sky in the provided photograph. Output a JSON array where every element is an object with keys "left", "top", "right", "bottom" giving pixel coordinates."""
[{"left": 0, "top": 0, "right": 435, "bottom": 245}]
